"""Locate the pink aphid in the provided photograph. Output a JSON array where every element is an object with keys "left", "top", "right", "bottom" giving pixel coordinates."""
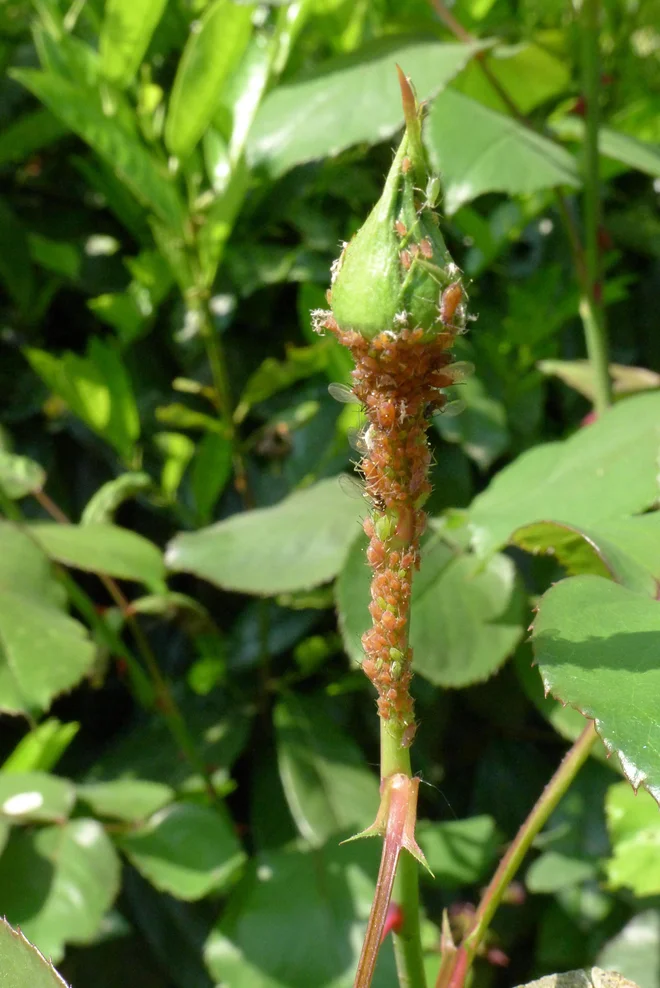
[{"left": 440, "top": 281, "right": 463, "bottom": 326}]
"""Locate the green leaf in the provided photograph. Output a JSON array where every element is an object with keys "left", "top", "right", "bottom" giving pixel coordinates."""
[
  {"left": 453, "top": 41, "right": 570, "bottom": 115},
  {"left": 0, "top": 196, "right": 35, "bottom": 314},
  {"left": 235, "top": 344, "right": 329, "bottom": 423},
  {"left": 100, "top": 0, "right": 168, "bottom": 87},
  {"left": 597, "top": 912, "right": 660, "bottom": 988},
  {"left": 205, "top": 838, "right": 396, "bottom": 988},
  {"left": 77, "top": 779, "right": 174, "bottom": 822},
  {"left": 336, "top": 533, "right": 523, "bottom": 688},
  {"left": 11, "top": 69, "right": 185, "bottom": 231},
  {"left": 274, "top": 693, "right": 379, "bottom": 847},
  {"left": 0, "top": 523, "right": 96, "bottom": 715},
  {"left": 514, "top": 970, "right": 640, "bottom": 988},
  {"left": 166, "top": 476, "right": 365, "bottom": 595},
  {"left": 0, "top": 450, "right": 45, "bottom": 500},
  {"left": 117, "top": 802, "right": 246, "bottom": 900},
  {"left": 416, "top": 815, "right": 499, "bottom": 887},
  {"left": 248, "top": 38, "right": 485, "bottom": 176},
  {"left": 551, "top": 117, "right": 660, "bottom": 179},
  {"left": 1, "top": 720, "right": 79, "bottom": 774},
  {"left": 526, "top": 852, "right": 596, "bottom": 894},
  {"left": 469, "top": 392, "right": 660, "bottom": 556},
  {"left": 605, "top": 781, "right": 660, "bottom": 897},
  {"left": 81, "top": 472, "right": 152, "bottom": 525},
  {"left": 0, "top": 772, "right": 75, "bottom": 823},
  {"left": 532, "top": 575, "right": 660, "bottom": 803},
  {"left": 26, "top": 340, "right": 140, "bottom": 459},
  {"left": 424, "top": 88, "right": 580, "bottom": 214},
  {"left": 0, "top": 108, "right": 66, "bottom": 168},
  {"left": 28, "top": 523, "right": 166, "bottom": 591},
  {"left": 511, "top": 520, "right": 658, "bottom": 596},
  {"left": 0, "top": 919, "right": 70, "bottom": 988},
  {"left": 165, "top": 0, "right": 254, "bottom": 159},
  {"left": 538, "top": 359, "right": 660, "bottom": 401},
  {"left": 190, "top": 432, "right": 233, "bottom": 525},
  {"left": 0, "top": 820, "right": 121, "bottom": 964},
  {"left": 433, "top": 376, "right": 509, "bottom": 471}
]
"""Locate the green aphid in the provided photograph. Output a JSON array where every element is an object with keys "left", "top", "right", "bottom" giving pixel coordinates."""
[
  {"left": 389, "top": 647, "right": 405, "bottom": 662},
  {"left": 424, "top": 175, "right": 441, "bottom": 210},
  {"left": 375, "top": 514, "right": 394, "bottom": 542},
  {"left": 390, "top": 661, "right": 402, "bottom": 681}
]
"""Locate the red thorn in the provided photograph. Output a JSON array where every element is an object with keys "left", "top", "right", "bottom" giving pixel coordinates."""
[{"left": 381, "top": 902, "right": 404, "bottom": 943}]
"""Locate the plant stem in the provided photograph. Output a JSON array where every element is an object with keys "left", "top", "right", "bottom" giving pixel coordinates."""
[
  {"left": 439, "top": 722, "right": 598, "bottom": 988},
  {"left": 380, "top": 727, "right": 427, "bottom": 988},
  {"left": 581, "top": 0, "right": 611, "bottom": 414}
]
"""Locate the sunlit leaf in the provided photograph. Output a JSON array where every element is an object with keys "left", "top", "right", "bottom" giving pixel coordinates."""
[
  {"left": 0, "top": 919, "right": 70, "bottom": 988},
  {"left": 166, "top": 476, "right": 365, "bottom": 595},
  {"left": 28, "top": 522, "right": 166, "bottom": 591},
  {"left": 532, "top": 575, "right": 660, "bottom": 804},
  {"left": 100, "top": 0, "right": 168, "bottom": 87},
  {"left": 0, "top": 524, "right": 96, "bottom": 716},
  {"left": 248, "top": 38, "right": 486, "bottom": 176},
  {"left": 468, "top": 392, "right": 660, "bottom": 556},
  {"left": 605, "top": 782, "right": 660, "bottom": 897},
  {"left": 0, "top": 772, "right": 75, "bottom": 823},
  {"left": 425, "top": 89, "right": 580, "bottom": 214},
  {"left": 165, "top": 0, "right": 254, "bottom": 159},
  {"left": 117, "top": 802, "right": 245, "bottom": 900},
  {"left": 0, "top": 820, "right": 121, "bottom": 963}
]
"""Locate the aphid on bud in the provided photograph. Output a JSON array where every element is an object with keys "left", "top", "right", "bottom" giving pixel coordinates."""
[
  {"left": 440, "top": 281, "right": 464, "bottom": 326},
  {"left": 382, "top": 611, "right": 397, "bottom": 632},
  {"left": 367, "top": 540, "right": 387, "bottom": 567},
  {"left": 390, "top": 661, "right": 402, "bottom": 681},
  {"left": 377, "top": 401, "right": 396, "bottom": 429},
  {"left": 394, "top": 220, "right": 407, "bottom": 237},
  {"left": 425, "top": 175, "right": 441, "bottom": 210},
  {"left": 375, "top": 514, "right": 394, "bottom": 542}
]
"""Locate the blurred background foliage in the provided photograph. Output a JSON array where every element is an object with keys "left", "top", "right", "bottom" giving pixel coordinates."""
[{"left": 1, "top": 0, "right": 660, "bottom": 986}]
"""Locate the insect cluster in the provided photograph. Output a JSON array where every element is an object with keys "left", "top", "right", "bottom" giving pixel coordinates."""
[{"left": 314, "top": 128, "right": 472, "bottom": 744}]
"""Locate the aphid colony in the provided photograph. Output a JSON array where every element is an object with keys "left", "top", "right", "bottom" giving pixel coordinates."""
[
  {"left": 320, "top": 312, "right": 469, "bottom": 744},
  {"left": 313, "top": 142, "right": 472, "bottom": 744}
]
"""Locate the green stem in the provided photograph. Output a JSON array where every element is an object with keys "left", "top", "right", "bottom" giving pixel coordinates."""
[
  {"left": 441, "top": 722, "right": 597, "bottom": 988},
  {"left": 382, "top": 726, "right": 427, "bottom": 988},
  {"left": 581, "top": 0, "right": 611, "bottom": 414}
]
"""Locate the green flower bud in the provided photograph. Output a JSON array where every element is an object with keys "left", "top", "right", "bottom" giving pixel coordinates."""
[{"left": 329, "top": 121, "right": 458, "bottom": 340}]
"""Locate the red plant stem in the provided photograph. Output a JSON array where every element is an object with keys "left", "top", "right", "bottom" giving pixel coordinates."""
[
  {"left": 437, "top": 722, "right": 598, "bottom": 988},
  {"left": 354, "top": 775, "right": 426, "bottom": 988}
]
